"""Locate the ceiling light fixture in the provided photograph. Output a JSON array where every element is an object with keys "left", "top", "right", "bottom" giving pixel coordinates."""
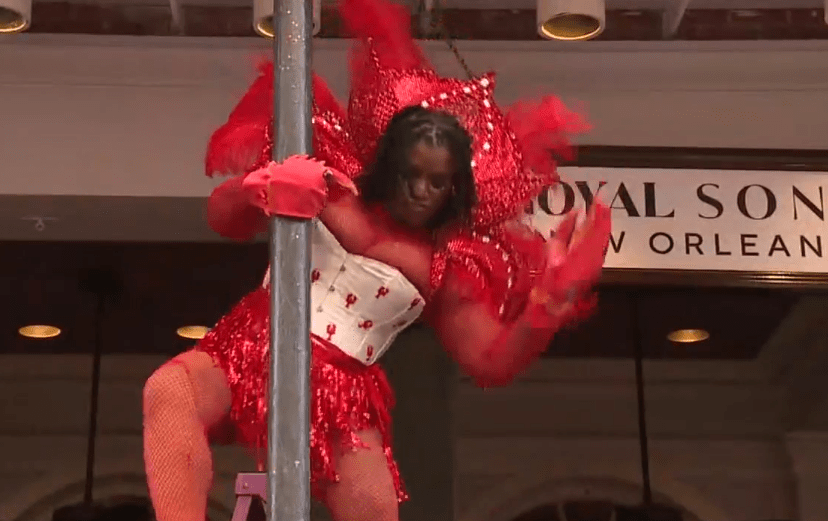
[
  {"left": 667, "top": 329, "right": 710, "bottom": 344},
  {"left": 19, "top": 325, "right": 62, "bottom": 339},
  {"left": 177, "top": 325, "right": 210, "bottom": 340},
  {"left": 254, "top": 0, "right": 320, "bottom": 38},
  {"left": 0, "top": 0, "right": 31, "bottom": 33},
  {"left": 537, "top": 0, "right": 605, "bottom": 41}
]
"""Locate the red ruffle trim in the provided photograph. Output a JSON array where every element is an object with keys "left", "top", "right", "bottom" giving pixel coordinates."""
[{"left": 196, "top": 286, "right": 406, "bottom": 502}]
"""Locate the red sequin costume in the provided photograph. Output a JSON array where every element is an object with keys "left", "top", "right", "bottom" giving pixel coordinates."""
[{"left": 143, "top": 0, "right": 609, "bottom": 519}]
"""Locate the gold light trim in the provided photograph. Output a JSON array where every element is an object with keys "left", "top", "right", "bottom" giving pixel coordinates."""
[
  {"left": 19, "top": 325, "right": 61, "bottom": 339},
  {"left": 667, "top": 329, "right": 710, "bottom": 344},
  {"left": 255, "top": 16, "right": 274, "bottom": 38},
  {"left": 253, "top": 0, "right": 320, "bottom": 38},
  {"left": 0, "top": 1, "right": 31, "bottom": 34},
  {"left": 539, "top": 13, "right": 603, "bottom": 41},
  {"left": 177, "top": 325, "right": 210, "bottom": 340}
]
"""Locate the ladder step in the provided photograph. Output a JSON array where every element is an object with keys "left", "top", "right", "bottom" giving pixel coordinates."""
[{"left": 230, "top": 472, "right": 267, "bottom": 521}]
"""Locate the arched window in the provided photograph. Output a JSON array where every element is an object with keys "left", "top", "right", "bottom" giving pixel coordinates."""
[
  {"left": 512, "top": 500, "right": 687, "bottom": 521},
  {"left": 97, "top": 496, "right": 154, "bottom": 521},
  {"left": 51, "top": 496, "right": 155, "bottom": 521}
]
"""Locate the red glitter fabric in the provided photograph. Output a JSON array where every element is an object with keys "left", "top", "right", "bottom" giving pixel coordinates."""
[
  {"left": 429, "top": 223, "right": 545, "bottom": 321},
  {"left": 202, "top": 0, "right": 605, "bottom": 384},
  {"left": 202, "top": 0, "right": 592, "bottom": 323},
  {"left": 199, "top": 0, "right": 604, "bottom": 498},
  {"left": 196, "top": 286, "right": 406, "bottom": 502},
  {"left": 428, "top": 220, "right": 595, "bottom": 334},
  {"left": 205, "top": 0, "right": 585, "bottom": 246}
]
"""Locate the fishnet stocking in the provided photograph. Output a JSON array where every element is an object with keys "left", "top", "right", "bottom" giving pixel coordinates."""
[
  {"left": 143, "top": 349, "right": 231, "bottom": 521},
  {"left": 324, "top": 429, "right": 400, "bottom": 521},
  {"left": 143, "top": 350, "right": 400, "bottom": 521}
]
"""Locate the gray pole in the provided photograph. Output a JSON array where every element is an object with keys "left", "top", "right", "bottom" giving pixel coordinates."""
[{"left": 267, "top": 0, "right": 313, "bottom": 520}]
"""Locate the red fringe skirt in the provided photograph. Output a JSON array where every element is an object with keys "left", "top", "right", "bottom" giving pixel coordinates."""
[{"left": 196, "top": 286, "right": 406, "bottom": 502}]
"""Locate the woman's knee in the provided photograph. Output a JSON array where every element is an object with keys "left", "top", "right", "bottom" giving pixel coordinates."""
[
  {"left": 143, "top": 350, "right": 231, "bottom": 427},
  {"left": 326, "top": 431, "right": 400, "bottom": 521},
  {"left": 325, "top": 483, "right": 399, "bottom": 521},
  {"left": 143, "top": 361, "right": 191, "bottom": 417},
  {"left": 365, "top": 490, "right": 399, "bottom": 521}
]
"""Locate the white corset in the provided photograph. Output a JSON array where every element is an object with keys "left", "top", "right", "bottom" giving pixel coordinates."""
[{"left": 262, "top": 221, "right": 424, "bottom": 366}]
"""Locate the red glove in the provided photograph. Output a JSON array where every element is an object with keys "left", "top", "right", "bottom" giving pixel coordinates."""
[
  {"left": 242, "top": 155, "right": 358, "bottom": 219},
  {"left": 528, "top": 202, "right": 611, "bottom": 326}
]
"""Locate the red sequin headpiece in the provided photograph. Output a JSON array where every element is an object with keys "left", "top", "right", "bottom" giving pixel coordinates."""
[
  {"left": 206, "top": 0, "right": 585, "bottom": 230},
  {"left": 345, "top": 46, "right": 548, "bottom": 228}
]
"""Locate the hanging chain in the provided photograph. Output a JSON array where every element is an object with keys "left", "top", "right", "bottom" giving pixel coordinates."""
[{"left": 424, "top": 0, "right": 475, "bottom": 79}]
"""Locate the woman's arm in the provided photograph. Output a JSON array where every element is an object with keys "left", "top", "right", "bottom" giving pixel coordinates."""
[
  {"left": 427, "top": 275, "right": 597, "bottom": 387},
  {"left": 319, "top": 191, "right": 435, "bottom": 296},
  {"left": 213, "top": 157, "right": 437, "bottom": 293},
  {"left": 319, "top": 176, "right": 608, "bottom": 390},
  {"left": 227, "top": 155, "right": 606, "bottom": 388},
  {"left": 240, "top": 155, "right": 435, "bottom": 292},
  {"left": 427, "top": 279, "right": 557, "bottom": 387},
  {"left": 427, "top": 205, "right": 610, "bottom": 388}
]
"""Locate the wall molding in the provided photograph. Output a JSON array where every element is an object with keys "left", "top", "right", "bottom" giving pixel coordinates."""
[
  {"left": 2, "top": 37, "right": 828, "bottom": 241},
  {"left": 4, "top": 37, "right": 828, "bottom": 94}
]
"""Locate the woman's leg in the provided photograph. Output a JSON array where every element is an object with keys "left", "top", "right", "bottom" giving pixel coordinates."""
[
  {"left": 143, "top": 349, "right": 232, "bottom": 521},
  {"left": 324, "top": 429, "right": 400, "bottom": 521}
]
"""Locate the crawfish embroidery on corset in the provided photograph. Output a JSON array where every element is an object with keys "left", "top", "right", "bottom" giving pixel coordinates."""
[
  {"left": 376, "top": 286, "right": 390, "bottom": 298},
  {"left": 325, "top": 323, "right": 336, "bottom": 341},
  {"left": 311, "top": 269, "right": 321, "bottom": 283},
  {"left": 358, "top": 320, "right": 374, "bottom": 330},
  {"left": 345, "top": 294, "right": 358, "bottom": 308}
]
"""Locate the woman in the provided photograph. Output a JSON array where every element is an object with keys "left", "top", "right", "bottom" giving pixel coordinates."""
[{"left": 142, "top": 1, "right": 610, "bottom": 521}]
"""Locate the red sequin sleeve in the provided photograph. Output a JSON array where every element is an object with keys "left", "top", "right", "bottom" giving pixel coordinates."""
[{"left": 426, "top": 223, "right": 596, "bottom": 388}]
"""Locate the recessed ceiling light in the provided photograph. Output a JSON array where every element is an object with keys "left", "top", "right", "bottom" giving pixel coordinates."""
[
  {"left": 177, "top": 325, "right": 210, "bottom": 340},
  {"left": 19, "top": 325, "right": 61, "bottom": 339},
  {"left": 667, "top": 329, "right": 710, "bottom": 343}
]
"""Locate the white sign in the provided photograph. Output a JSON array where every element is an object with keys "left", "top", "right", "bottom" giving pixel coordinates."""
[{"left": 525, "top": 167, "right": 828, "bottom": 273}]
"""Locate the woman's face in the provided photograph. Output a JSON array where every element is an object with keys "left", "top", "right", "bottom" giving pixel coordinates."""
[{"left": 386, "top": 140, "right": 455, "bottom": 229}]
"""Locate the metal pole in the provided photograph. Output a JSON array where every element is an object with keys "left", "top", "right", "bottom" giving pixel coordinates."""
[
  {"left": 630, "top": 295, "right": 653, "bottom": 505},
  {"left": 82, "top": 295, "right": 105, "bottom": 504},
  {"left": 267, "top": 1, "right": 313, "bottom": 521}
]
